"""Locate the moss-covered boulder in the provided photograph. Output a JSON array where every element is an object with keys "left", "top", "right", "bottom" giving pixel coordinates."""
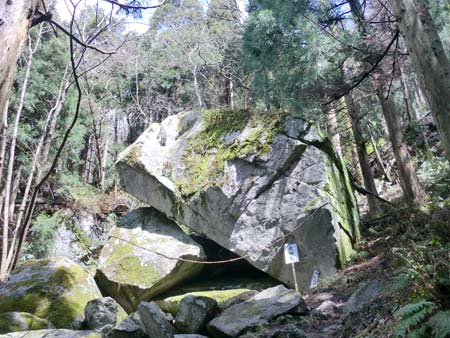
[
  {"left": 0, "top": 312, "right": 54, "bottom": 334},
  {"left": 117, "top": 110, "right": 360, "bottom": 291},
  {"left": 95, "top": 208, "right": 206, "bottom": 312},
  {"left": 0, "top": 329, "right": 102, "bottom": 337},
  {"left": 0, "top": 257, "right": 102, "bottom": 329}
]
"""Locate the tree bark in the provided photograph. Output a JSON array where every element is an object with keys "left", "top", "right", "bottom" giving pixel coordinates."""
[
  {"left": 345, "top": 94, "right": 381, "bottom": 213},
  {"left": 390, "top": 0, "right": 450, "bottom": 160},
  {"left": 376, "top": 87, "right": 427, "bottom": 206},
  {"left": 0, "top": 0, "right": 39, "bottom": 130},
  {"left": 326, "top": 103, "right": 343, "bottom": 157}
]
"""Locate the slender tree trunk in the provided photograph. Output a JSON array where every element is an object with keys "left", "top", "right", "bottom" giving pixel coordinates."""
[
  {"left": 376, "top": 87, "right": 427, "bottom": 206},
  {"left": 192, "top": 65, "right": 203, "bottom": 108},
  {"left": 400, "top": 66, "right": 417, "bottom": 122},
  {"left": 390, "top": 0, "right": 450, "bottom": 160},
  {"left": 326, "top": 104, "right": 343, "bottom": 157},
  {"left": 368, "top": 126, "right": 392, "bottom": 183},
  {"left": 345, "top": 94, "right": 381, "bottom": 213},
  {"left": 341, "top": 104, "right": 363, "bottom": 185},
  {"left": 0, "top": 35, "right": 35, "bottom": 282},
  {"left": 0, "top": 0, "right": 39, "bottom": 130}
]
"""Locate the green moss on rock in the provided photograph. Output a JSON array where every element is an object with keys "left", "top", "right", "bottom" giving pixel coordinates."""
[
  {"left": 0, "top": 257, "right": 102, "bottom": 329},
  {"left": 155, "top": 288, "right": 253, "bottom": 315},
  {"left": 174, "top": 109, "right": 283, "bottom": 196},
  {"left": 0, "top": 312, "right": 53, "bottom": 334}
]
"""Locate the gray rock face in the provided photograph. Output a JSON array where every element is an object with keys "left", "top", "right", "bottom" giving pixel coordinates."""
[
  {"left": 175, "top": 295, "right": 218, "bottom": 333},
  {"left": 0, "top": 329, "right": 102, "bottom": 337},
  {"left": 84, "top": 297, "right": 128, "bottom": 334},
  {"left": 0, "top": 312, "right": 54, "bottom": 334},
  {"left": 137, "top": 302, "right": 174, "bottom": 338},
  {"left": 343, "top": 280, "right": 382, "bottom": 314},
  {"left": 206, "top": 285, "right": 304, "bottom": 337},
  {"left": 116, "top": 111, "right": 360, "bottom": 290},
  {"left": 107, "top": 313, "right": 147, "bottom": 338},
  {"left": 96, "top": 208, "right": 205, "bottom": 312}
]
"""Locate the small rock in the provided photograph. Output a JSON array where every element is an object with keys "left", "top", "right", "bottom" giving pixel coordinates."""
[
  {"left": 138, "top": 302, "right": 174, "bottom": 338},
  {"left": 175, "top": 295, "right": 218, "bottom": 333},
  {"left": 0, "top": 312, "right": 54, "bottom": 334},
  {"left": 107, "top": 312, "right": 147, "bottom": 338},
  {"left": 85, "top": 297, "right": 128, "bottom": 334},
  {"left": 311, "top": 300, "right": 340, "bottom": 320},
  {"left": 207, "top": 285, "right": 304, "bottom": 337}
]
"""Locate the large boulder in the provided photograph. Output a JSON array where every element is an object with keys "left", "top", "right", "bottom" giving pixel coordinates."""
[
  {"left": 0, "top": 312, "right": 54, "bottom": 334},
  {"left": 206, "top": 285, "right": 304, "bottom": 337},
  {"left": 96, "top": 208, "right": 205, "bottom": 312},
  {"left": 0, "top": 257, "right": 102, "bottom": 329},
  {"left": 116, "top": 110, "right": 360, "bottom": 290}
]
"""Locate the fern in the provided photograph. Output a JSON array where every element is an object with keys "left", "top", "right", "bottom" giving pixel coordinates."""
[
  {"left": 394, "top": 301, "right": 437, "bottom": 338},
  {"left": 427, "top": 311, "right": 450, "bottom": 338}
]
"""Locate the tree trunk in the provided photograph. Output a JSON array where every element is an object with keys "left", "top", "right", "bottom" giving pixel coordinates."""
[
  {"left": 390, "top": 0, "right": 450, "bottom": 160},
  {"left": 345, "top": 94, "right": 381, "bottom": 213},
  {"left": 0, "top": 34, "right": 35, "bottom": 282},
  {"left": 0, "top": 0, "right": 39, "bottom": 130},
  {"left": 326, "top": 104, "right": 343, "bottom": 157},
  {"left": 376, "top": 87, "right": 427, "bottom": 206}
]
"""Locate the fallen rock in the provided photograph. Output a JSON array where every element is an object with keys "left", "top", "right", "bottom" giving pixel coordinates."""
[
  {"left": 117, "top": 111, "right": 360, "bottom": 290},
  {"left": 343, "top": 280, "right": 382, "bottom": 314},
  {"left": 107, "top": 312, "right": 147, "bottom": 338},
  {"left": 84, "top": 297, "right": 128, "bottom": 334},
  {"left": 310, "top": 300, "right": 341, "bottom": 320},
  {"left": 156, "top": 289, "right": 254, "bottom": 315},
  {"left": 0, "top": 329, "right": 102, "bottom": 337},
  {"left": 0, "top": 312, "right": 54, "bottom": 334},
  {"left": 175, "top": 295, "right": 218, "bottom": 333},
  {"left": 96, "top": 208, "right": 205, "bottom": 312},
  {"left": 0, "top": 257, "right": 102, "bottom": 329},
  {"left": 219, "top": 290, "right": 258, "bottom": 311},
  {"left": 137, "top": 302, "right": 174, "bottom": 338},
  {"left": 206, "top": 285, "right": 303, "bottom": 337}
]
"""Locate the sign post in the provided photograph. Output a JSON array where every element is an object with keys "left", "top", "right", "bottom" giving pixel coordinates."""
[{"left": 284, "top": 243, "right": 300, "bottom": 293}]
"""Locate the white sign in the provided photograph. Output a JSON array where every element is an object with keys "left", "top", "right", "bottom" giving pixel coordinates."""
[
  {"left": 310, "top": 270, "right": 320, "bottom": 289},
  {"left": 284, "top": 243, "right": 300, "bottom": 264}
]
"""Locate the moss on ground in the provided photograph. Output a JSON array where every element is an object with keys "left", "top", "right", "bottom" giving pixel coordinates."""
[{"left": 174, "top": 109, "right": 283, "bottom": 196}]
